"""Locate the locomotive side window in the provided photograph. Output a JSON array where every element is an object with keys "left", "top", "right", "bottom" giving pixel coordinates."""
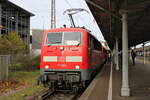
[
  {"left": 46, "top": 33, "right": 62, "bottom": 45},
  {"left": 93, "top": 38, "right": 101, "bottom": 50},
  {"left": 89, "top": 34, "right": 101, "bottom": 50},
  {"left": 88, "top": 34, "right": 93, "bottom": 48},
  {"left": 63, "top": 32, "right": 81, "bottom": 45},
  {"left": 88, "top": 35, "right": 91, "bottom": 48}
]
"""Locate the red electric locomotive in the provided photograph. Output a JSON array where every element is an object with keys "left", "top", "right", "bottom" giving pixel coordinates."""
[{"left": 39, "top": 27, "right": 107, "bottom": 91}]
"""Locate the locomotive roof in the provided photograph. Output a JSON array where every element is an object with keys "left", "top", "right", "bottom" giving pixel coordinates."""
[
  {"left": 46, "top": 27, "right": 89, "bottom": 32},
  {"left": 44, "top": 28, "right": 92, "bottom": 36}
]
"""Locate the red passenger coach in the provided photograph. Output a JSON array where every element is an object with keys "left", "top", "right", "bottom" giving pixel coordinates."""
[{"left": 39, "top": 27, "right": 107, "bottom": 91}]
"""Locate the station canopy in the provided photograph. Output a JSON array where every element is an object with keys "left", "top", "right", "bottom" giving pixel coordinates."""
[{"left": 86, "top": 0, "right": 150, "bottom": 50}]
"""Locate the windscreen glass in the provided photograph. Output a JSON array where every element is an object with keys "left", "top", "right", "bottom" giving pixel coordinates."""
[
  {"left": 45, "top": 32, "right": 81, "bottom": 45},
  {"left": 63, "top": 32, "right": 81, "bottom": 45},
  {"left": 46, "top": 33, "right": 62, "bottom": 45}
]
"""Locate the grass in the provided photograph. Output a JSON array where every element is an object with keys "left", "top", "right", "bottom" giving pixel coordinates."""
[
  {"left": 0, "top": 70, "right": 44, "bottom": 100},
  {"left": 9, "top": 71, "right": 39, "bottom": 85}
]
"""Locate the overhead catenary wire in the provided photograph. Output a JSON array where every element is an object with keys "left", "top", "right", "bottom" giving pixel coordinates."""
[
  {"left": 76, "top": 15, "right": 92, "bottom": 29},
  {"left": 77, "top": 0, "right": 97, "bottom": 27},
  {"left": 65, "top": 0, "right": 73, "bottom": 8}
]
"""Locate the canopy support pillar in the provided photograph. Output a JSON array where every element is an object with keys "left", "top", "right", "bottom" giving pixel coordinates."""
[{"left": 121, "top": 10, "right": 130, "bottom": 96}]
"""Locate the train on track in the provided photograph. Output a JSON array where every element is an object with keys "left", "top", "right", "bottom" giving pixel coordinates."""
[{"left": 39, "top": 27, "right": 108, "bottom": 92}]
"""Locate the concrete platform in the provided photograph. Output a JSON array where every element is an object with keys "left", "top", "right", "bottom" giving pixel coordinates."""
[
  {"left": 79, "top": 58, "right": 150, "bottom": 100},
  {"left": 113, "top": 59, "right": 150, "bottom": 100},
  {"left": 79, "top": 63, "right": 111, "bottom": 100}
]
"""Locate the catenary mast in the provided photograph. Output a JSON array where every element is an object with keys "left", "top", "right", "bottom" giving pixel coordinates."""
[{"left": 51, "top": 0, "right": 56, "bottom": 29}]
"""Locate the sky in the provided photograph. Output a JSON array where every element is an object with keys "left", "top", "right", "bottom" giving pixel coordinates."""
[{"left": 9, "top": 0, "right": 105, "bottom": 41}]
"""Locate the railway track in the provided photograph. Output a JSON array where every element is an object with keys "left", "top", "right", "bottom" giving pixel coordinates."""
[
  {"left": 45, "top": 91, "right": 81, "bottom": 100},
  {"left": 24, "top": 88, "right": 55, "bottom": 100},
  {"left": 37, "top": 88, "right": 55, "bottom": 100},
  {"left": 24, "top": 88, "right": 81, "bottom": 100}
]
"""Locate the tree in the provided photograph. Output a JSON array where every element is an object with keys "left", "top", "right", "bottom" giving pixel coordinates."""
[{"left": 0, "top": 32, "right": 28, "bottom": 55}]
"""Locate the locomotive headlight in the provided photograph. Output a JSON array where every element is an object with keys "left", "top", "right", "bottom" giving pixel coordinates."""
[
  {"left": 60, "top": 46, "right": 64, "bottom": 50},
  {"left": 45, "top": 65, "right": 49, "bottom": 69},
  {"left": 75, "top": 65, "right": 80, "bottom": 69}
]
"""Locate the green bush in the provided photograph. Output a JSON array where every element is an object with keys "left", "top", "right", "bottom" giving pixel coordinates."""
[
  {"left": 10, "top": 63, "right": 23, "bottom": 70},
  {"left": 0, "top": 32, "right": 40, "bottom": 71},
  {"left": 10, "top": 55, "right": 40, "bottom": 71},
  {"left": 0, "top": 32, "right": 28, "bottom": 55}
]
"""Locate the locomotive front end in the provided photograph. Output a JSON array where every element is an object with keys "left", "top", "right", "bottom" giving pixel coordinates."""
[{"left": 39, "top": 28, "right": 89, "bottom": 90}]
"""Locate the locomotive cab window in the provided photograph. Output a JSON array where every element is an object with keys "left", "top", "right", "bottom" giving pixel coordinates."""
[
  {"left": 45, "top": 32, "right": 81, "bottom": 46},
  {"left": 63, "top": 32, "right": 81, "bottom": 45},
  {"left": 46, "top": 32, "right": 63, "bottom": 45}
]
